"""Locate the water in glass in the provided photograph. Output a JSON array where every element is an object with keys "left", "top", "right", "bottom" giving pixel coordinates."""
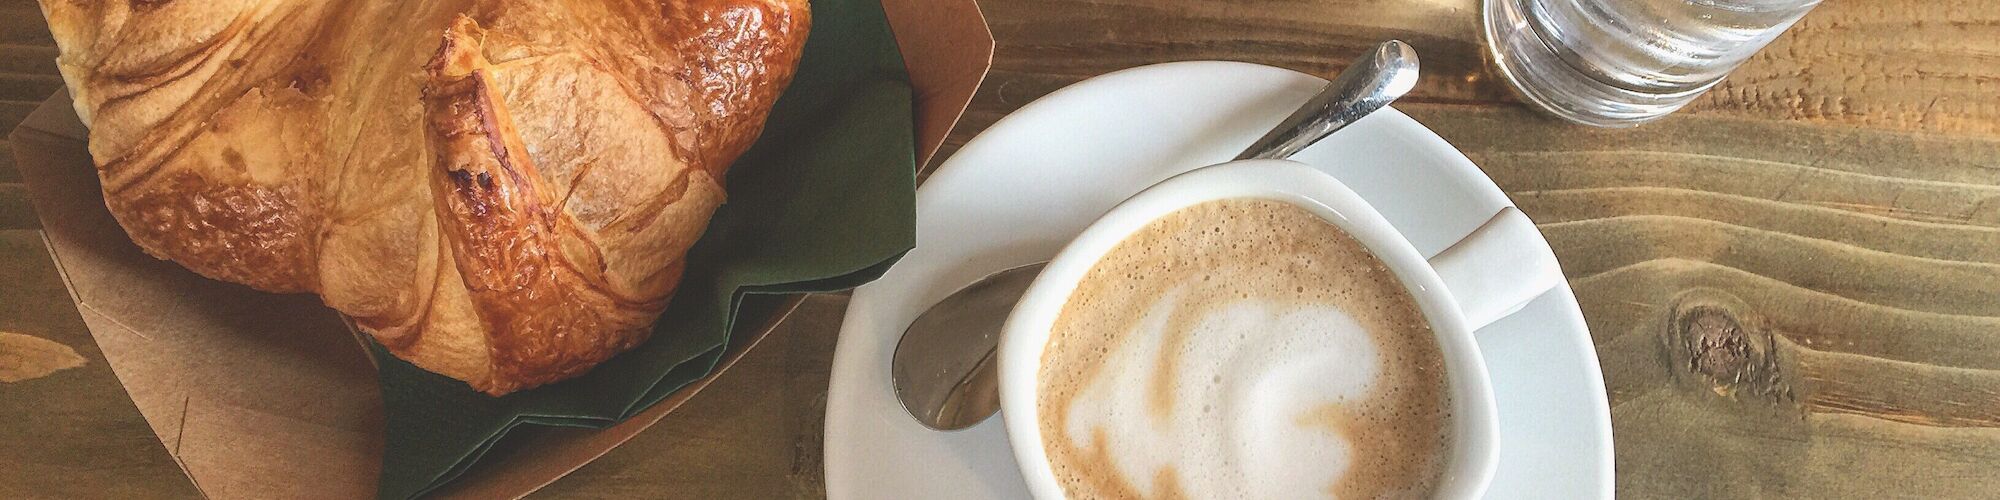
[{"left": 1485, "top": 0, "right": 1821, "bottom": 127}]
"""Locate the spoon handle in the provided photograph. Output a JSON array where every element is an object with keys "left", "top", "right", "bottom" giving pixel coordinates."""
[{"left": 1236, "top": 40, "right": 1421, "bottom": 161}]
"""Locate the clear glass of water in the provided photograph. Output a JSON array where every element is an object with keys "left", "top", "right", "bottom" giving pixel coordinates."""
[{"left": 1484, "top": 0, "right": 1822, "bottom": 127}]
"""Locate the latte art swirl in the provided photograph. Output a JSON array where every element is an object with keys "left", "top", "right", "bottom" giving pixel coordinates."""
[{"left": 1038, "top": 199, "right": 1450, "bottom": 499}]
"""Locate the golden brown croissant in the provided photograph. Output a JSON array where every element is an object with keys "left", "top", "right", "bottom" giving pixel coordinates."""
[{"left": 39, "top": 0, "right": 810, "bottom": 395}]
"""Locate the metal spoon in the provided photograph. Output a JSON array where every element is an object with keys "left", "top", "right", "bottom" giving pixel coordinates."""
[{"left": 893, "top": 40, "right": 1421, "bottom": 430}]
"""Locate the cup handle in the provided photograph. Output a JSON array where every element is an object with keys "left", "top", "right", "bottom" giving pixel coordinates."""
[{"left": 1426, "top": 207, "right": 1564, "bottom": 330}]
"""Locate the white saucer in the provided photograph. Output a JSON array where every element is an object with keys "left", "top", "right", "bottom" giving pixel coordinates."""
[{"left": 824, "top": 61, "right": 1613, "bottom": 499}]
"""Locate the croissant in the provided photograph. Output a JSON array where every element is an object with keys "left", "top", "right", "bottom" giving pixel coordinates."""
[{"left": 40, "top": 0, "right": 810, "bottom": 395}]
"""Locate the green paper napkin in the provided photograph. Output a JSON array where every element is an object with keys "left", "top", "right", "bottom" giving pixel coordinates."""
[{"left": 372, "top": 0, "right": 916, "bottom": 496}]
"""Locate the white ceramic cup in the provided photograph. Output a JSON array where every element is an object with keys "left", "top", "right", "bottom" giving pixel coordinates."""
[{"left": 997, "top": 159, "right": 1565, "bottom": 499}]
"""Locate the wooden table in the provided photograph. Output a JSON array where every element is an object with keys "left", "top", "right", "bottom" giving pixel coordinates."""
[{"left": 5, "top": 0, "right": 1997, "bottom": 498}]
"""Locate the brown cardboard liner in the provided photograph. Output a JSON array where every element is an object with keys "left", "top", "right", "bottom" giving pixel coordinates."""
[{"left": 6, "top": 0, "right": 991, "bottom": 497}]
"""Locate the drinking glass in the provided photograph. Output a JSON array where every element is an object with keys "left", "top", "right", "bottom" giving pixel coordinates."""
[{"left": 1484, "top": 0, "right": 1822, "bottom": 127}]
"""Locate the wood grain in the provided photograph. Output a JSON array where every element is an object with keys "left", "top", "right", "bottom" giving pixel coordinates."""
[
  {"left": 0, "top": 230, "right": 199, "bottom": 499},
  {"left": 1693, "top": 1, "right": 2000, "bottom": 135},
  {"left": 1409, "top": 103, "right": 2000, "bottom": 498},
  {"left": 933, "top": 0, "right": 2000, "bottom": 170},
  {"left": 1, "top": 1, "right": 59, "bottom": 136},
  {"left": 0, "top": 330, "right": 85, "bottom": 383}
]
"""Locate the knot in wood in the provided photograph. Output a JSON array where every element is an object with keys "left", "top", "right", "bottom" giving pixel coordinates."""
[
  {"left": 1684, "top": 306, "right": 1751, "bottom": 381},
  {"left": 1664, "top": 291, "right": 1792, "bottom": 404}
]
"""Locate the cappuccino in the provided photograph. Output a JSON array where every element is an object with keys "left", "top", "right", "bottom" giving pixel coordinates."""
[{"left": 1038, "top": 198, "right": 1450, "bottom": 499}]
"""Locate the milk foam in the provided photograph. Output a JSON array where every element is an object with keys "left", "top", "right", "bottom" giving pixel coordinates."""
[
  {"left": 1036, "top": 198, "right": 1449, "bottom": 499},
  {"left": 1060, "top": 285, "right": 1380, "bottom": 498}
]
